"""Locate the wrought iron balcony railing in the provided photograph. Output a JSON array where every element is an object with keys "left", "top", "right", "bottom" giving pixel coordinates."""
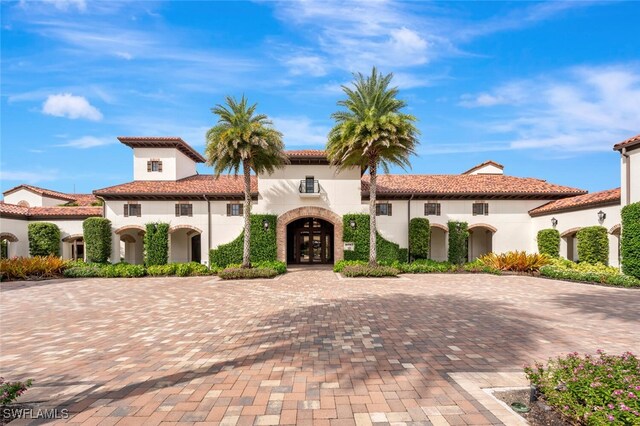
[{"left": 299, "top": 179, "right": 320, "bottom": 194}]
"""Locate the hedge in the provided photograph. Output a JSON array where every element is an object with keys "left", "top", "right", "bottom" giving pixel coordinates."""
[
  {"left": 621, "top": 202, "right": 640, "bottom": 278},
  {"left": 209, "top": 215, "right": 277, "bottom": 268},
  {"left": 342, "top": 214, "right": 406, "bottom": 263},
  {"left": 83, "top": 217, "right": 112, "bottom": 263},
  {"left": 409, "top": 218, "right": 430, "bottom": 260},
  {"left": 577, "top": 226, "right": 609, "bottom": 265},
  {"left": 447, "top": 221, "right": 468, "bottom": 265},
  {"left": 28, "top": 222, "right": 60, "bottom": 256},
  {"left": 537, "top": 228, "right": 560, "bottom": 257},
  {"left": 144, "top": 222, "right": 169, "bottom": 266}
]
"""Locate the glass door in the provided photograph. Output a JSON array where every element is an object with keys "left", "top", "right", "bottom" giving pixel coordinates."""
[{"left": 299, "top": 231, "right": 310, "bottom": 263}]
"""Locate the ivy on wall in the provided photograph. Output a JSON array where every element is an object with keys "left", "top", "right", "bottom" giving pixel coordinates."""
[
  {"left": 447, "top": 221, "right": 468, "bottom": 264},
  {"left": 621, "top": 202, "right": 640, "bottom": 278},
  {"left": 342, "top": 213, "right": 407, "bottom": 262},
  {"left": 83, "top": 217, "right": 112, "bottom": 263},
  {"left": 209, "top": 214, "right": 277, "bottom": 268},
  {"left": 537, "top": 228, "right": 560, "bottom": 258},
  {"left": 409, "top": 218, "right": 430, "bottom": 260},
  {"left": 28, "top": 222, "right": 61, "bottom": 257},
  {"left": 144, "top": 222, "right": 169, "bottom": 266},
  {"left": 577, "top": 226, "right": 609, "bottom": 265}
]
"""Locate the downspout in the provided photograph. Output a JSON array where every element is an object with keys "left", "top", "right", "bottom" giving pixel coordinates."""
[
  {"left": 204, "top": 194, "right": 211, "bottom": 265},
  {"left": 407, "top": 194, "right": 414, "bottom": 262},
  {"left": 622, "top": 148, "right": 631, "bottom": 205}
]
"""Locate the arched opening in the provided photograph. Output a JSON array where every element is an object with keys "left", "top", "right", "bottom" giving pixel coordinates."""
[
  {"left": 561, "top": 227, "right": 581, "bottom": 262},
  {"left": 610, "top": 224, "right": 621, "bottom": 267},
  {"left": 62, "top": 234, "right": 85, "bottom": 261},
  {"left": 286, "top": 217, "right": 334, "bottom": 264},
  {"left": 169, "top": 226, "right": 202, "bottom": 263},
  {"left": 468, "top": 224, "right": 496, "bottom": 260},
  {"left": 117, "top": 227, "right": 145, "bottom": 264},
  {"left": 429, "top": 224, "right": 448, "bottom": 262},
  {"left": 0, "top": 233, "right": 18, "bottom": 259}
]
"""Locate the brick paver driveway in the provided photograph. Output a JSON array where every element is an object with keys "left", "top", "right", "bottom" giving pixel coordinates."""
[{"left": 1, "top": 269, "right": 639, "bottom": 425}]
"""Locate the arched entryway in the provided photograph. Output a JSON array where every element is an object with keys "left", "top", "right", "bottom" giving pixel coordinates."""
[
  {"left": 0, "top": 233, "right": 18, "bottom": 259},
  {"left": 561, "top": 227, "right": 581, "bottom": 262},
  {"left": 468, "top": 224, "right": 496, "bottom": 260},
  {"left": 429, "top": 224, "right": 448, "bottom": 262},
  {"left": 62, "top": 234, "right": 85, "bottom": 261},
  {"left": 609, "top": 224, "right": 621, "bottom": 267},
  {"left": 169, "top": 225, "right": 202, "bottom": 263},
  {"left": 277, "top": 207, "right": 343, "bottom": 264},
  {"left": 115, "top": 226, "right": 145, "bottom": 264}
]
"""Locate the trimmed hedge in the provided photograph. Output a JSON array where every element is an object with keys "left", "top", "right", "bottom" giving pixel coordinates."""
[
  {"left": 577, "top": 226, "right": 609, "bottom": 265},
  {"left": 621, "top": 202, "right": 640, "bottom": 279},
  {"left": 409, "top": 218, "right": 430, "bottom": 260},
  {"left": 218, "top": 267, "right": 278, "bottom": 280},
  {"left": 537, "top": 228, "right": 560, "bottom": 257},
  {"left": 144, "top": 222, "right": 169, "bottom": 266},
  {"left": 209, "top": 215, "right": 277, "bottom": 268},
  {"left": 447, "top": 221, "right": 468, "bottom": 265},
  {"left": 341, "top": 264, "right": 399, "bottom": 277},
  {"left": 342, "top": 214, "right": 406, "bottom": 263},
  {"left": 540, "top": 258, "right": 640, "bottom": 288},
  {"left": 83, "top": 217, "right": 112, "bottom": 263},
  {"left": 28, "top": 222, "right": 61, "bottom": 256}
]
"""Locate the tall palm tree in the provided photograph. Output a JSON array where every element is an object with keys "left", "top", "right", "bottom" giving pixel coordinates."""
[
  {"left": 327, "top": 67, "right": 419, "bottom": 266},
  {"left": 206, "top": 95, "right": 287, "bottom": 268}
]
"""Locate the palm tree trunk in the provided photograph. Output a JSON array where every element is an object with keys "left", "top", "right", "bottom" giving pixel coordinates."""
[
  {"left": 242, "top": 159, "right": 252, "bottom": 268},
  {"left": 369, "top": 157, "right": 377, "bottom": 267}
]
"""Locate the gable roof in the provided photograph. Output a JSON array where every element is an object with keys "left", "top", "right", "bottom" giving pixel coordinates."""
[
  {"left": 285, "top": 150, "right": 329, "bottom": 165},
  {"left": 0, "top": 202, "right": 102, "bottom": 219},
  {"left": 118, "top": 136, "right": 206, "bottom": 163},
  {"left": 93, "top": 174, "right": 257, "bottom": 200},
  {"left": 3, "top": 184, "right": 77, "bottom": 201},
  {"left": 613, "top": 134, "right": 640, "bottom": 151},
  {"left": 362, "top": 174, "right": 587, "bottom": 200},
  {"left": 528, "top": 187, "right": 620, "bottom": 216},
  {"left": 461, "top": 160, "right": 504, "bottom": 175}
]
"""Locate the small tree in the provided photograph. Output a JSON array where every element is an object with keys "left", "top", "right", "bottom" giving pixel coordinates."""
[
  {"left": 144, "top": 222, "right": 169, "bottom": 266},
  {"left": 577, "top": 226, "right": 609, "bottom": 264},
  {"left": 28, "top": 222, "right": 60, "bottom": 256},
  {"left": 621, "top": 202, "right": 640, "bottom": 278},
  {"left": 83, "top": 217, "right": 112, "bottom": 263},
  {"left": 448, "top": 221, "right": 468, "bottom": 265},
  {"left": 537, "top": 229, "right": 560, "bottom": 257},
  {"left": 409, "top": 218, "right": 430, "bottom": 260}
]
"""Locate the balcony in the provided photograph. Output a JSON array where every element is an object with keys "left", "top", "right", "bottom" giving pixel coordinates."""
[{"left": 299, "top": 179, "right": 321, "bottom": 197}]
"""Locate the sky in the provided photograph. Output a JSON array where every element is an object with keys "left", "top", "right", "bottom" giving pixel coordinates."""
[{"left": 1, "top": 0, "right": 639, "bottom": 195}]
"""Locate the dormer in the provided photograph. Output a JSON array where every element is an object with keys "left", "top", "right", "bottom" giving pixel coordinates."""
[
  {"left": 118, "top": 136, "right": 206, "bottom": 181},
  {"left": 462, "top": 160, "right": 504, "bottom": 175}
]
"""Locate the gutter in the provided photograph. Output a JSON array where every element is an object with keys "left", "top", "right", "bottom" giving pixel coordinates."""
[
  {"left": 407, "top": 194, "right": 414, "bottom": 262},
  {"left": 622, "top": 148, "right": 631, "bottom": 205}
]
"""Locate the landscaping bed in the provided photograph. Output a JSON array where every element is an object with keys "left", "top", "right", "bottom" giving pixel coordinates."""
[
  {"left": 493, "top": 388, "right": 569, "bottom": 425},
  {"left": 216, "top": 260, "right": 287, "bottom": 280},
  {"left": 540, "top": 258, "right": 640, "bottom": 288}
]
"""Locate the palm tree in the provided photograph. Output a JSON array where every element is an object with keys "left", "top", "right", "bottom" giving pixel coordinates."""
[
  {"left": 206, "top": 95, "right": 287, "bottom": 268},
  {"left": 327, "top": 67, "right": 419, "bottom": 266}
]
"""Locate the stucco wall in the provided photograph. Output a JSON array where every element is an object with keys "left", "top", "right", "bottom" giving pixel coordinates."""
[
  {"left": 2, "top": 189, "right": 62, "bottom": 207},
  {"left": 133, "top": 148, "right": 197, "bottom": 181},
  {"left": 621, "top": 149, "right": 640, "bottom": 205},
  {"left": 0, "top": 217, "right": 29, "bottom": 257}
]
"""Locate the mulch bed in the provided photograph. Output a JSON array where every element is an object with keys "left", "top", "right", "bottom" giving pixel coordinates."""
[{"left": 493, "top": 388, "right": 571, "bottom": 426}]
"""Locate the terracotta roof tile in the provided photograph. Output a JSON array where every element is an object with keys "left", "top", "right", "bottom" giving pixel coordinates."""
[
  {"left": 3, "top": 184, "right": 76, "bottom": 201},
  {"left": 613, "top": 134, "right": 640, "bottom": 151},
  {"left": 0, "top": 202, "right": 101, "bottom": 218},
  {"left": 0, "top": 202, "right": 30, "bottom": 216},
  {"left": 362, "top": 174, "right": 587, "bottom": 199},
  {"left": 461, "top": 160, "right": 504, "bottom": 175},
  {"left": 285, "top": 150, "right": 327, "bottom": 158},
  {"left": 69, "top": 194, "right": 101, "bottom": 206},
  {"left": 529, "top": 187, "right": 620, "bottom": 216}
]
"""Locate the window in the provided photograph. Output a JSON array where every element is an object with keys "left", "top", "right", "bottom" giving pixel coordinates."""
[
  {"left": 305, "top": 176, "right": 315, "bottom": 193},
  {"left": 376, "top": 203, "right": 392, "bottom": 216},
  {"left": 175, "top": 203, "right": 193, "bottom": 217},
  {"left": 147, "top": 160, "right": 163, "bottom": 172},
  {"left": 124, "top": 203, "right": 141, "bottom": 217},
  {"left": 424, "top": 202, "right": 441, "bottom": 216},
  {"left": 227, "top": 203, "right": 243, "bottom": 216},
  {"left": 472, "top": 202, "right": 489, "bottom": 216}
]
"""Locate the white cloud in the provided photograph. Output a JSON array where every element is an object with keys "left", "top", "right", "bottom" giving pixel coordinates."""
[
  {"left": 459, "top": 82, "right": 527, "bottom": 107},
  {"left": 42, "top": 93, "right": 103, "bottom": 121},
  {"left": 271, "top": 116, "right": 330, "bottom": 147},
  {"left": 285, "top": 55, "right": 327, "bottom": 77},
  {"left": 57, "top": 136, "right": 113, "bottom": 149},
  {"left": 114, "top": 51, "right": 133, "bottom": 60},
  {"left": 41, "top": 0, "right": 87, "bottom": 11},
  {"left": 0, "top": 168, "right": 60, "bottom": 183}
]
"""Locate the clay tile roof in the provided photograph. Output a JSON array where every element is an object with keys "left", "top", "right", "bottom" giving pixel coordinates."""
[
  {"left": 0, "top": 202, "right": 101, "bottom": 218},
  {"left": 117, "top": 136, "right": 206, "bottom": 163},
  {"left": 0, "top": 202, "right": 30, "bottom": 216},
  {"left": 3, "top": 184, "right": 76, "bottom": 201},
  {"left": 93, "top": 174, "right": 257, "bottom": 199},
  {"left": 461, "top": 160, "right": 504, "bottom": 175},
  {"left": 528, "top": 187, "right": 621, "bottom": 216},
  {"left": 613, "top": 134, "right": 640, "bottom": 151},
  {"left": 285, "top": 150, "right": 327, "bottom": 158},
  {"left": 69, "top": 194, "right": 101, "bottom": 206},
  {"left": 362, "top": 174, "right": 587, "bottom": 199}
]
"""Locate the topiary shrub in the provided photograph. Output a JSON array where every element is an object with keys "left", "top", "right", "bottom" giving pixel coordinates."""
[
  {"left": 144, "top": 222, "right": 169, "bottom": 266},
  {"left": 447, "top": 221, "right": 468, "bottom": 265},
  {"left": 342, "top": 214, "right": 405, "bottom": 263},
  {"left": 621, "top": 202, "right": 640, "bottom": 278},
  {"left": 83, "top": 217, "right": 112, "bottom": 263},
  {"left": 537, "top": 228, "right": 560, "bottom": 257},
  {"left": 409, "top": 218, "right": 430, "bottom": 260},
  {"left": 577, "top": 226, "right": 609, "bottom": 265},
  {"left": 28, "top": 222, "right": 61, "bottom": 256},
  {"left": 209, "top": 215, "right": 277, "bottom": 268}
]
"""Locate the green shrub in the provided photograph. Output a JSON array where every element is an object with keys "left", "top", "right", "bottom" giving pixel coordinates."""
[
  {"left": 409, "top": 218, "right": 430, "bottom": 260},
  {"left": 28, "top": 222, "right": 61, "bottom": 256},
  {"left": 447, "top": 221, "right": 468, "bottom": 265},
  {"left": 621, "top": 202, "right": 640, "bottom": 279},
  {"left": 342, "top": 214, "right": 405, "bottom": 263},
  {"left": 537, "top": 229, "right": 560, "bottom": 257},
  {"left": 175, "top": 262, "right": 211, "bottom": 277},
  {"left": 462, "top": 259, "right": 501, "bottom": 275},
  {"left": 147, "top": 264, "right": 178, "bottom": 276},
  {"left": 540, "top": 259, "right": 640, "bottom": 288},
  {"left": 101, "top": 263, "right": 146, "bottom": 278},
  {"left": 333, "top": 260, "right": 367, "bottom": 272},
  {"left": 144, "top": 222, "right": 169, "bottom": 266},
  {"left": 209, "top": 215, "right": 277, "bottom": 268},
  {"left": 253, "top": 260, "right": 287, "bottom": 275},
  {"left": 341, "top": 264, "right": 399, "bottom": 277},
  {"left": 83, "top": 217, "right": 112, "bottom": 263},
  {"left": 218, "top": 267, "right": 278, "bottom": 280},
  {"left": 525, "top": 351, "right": 640, "bottom": 425},
  {"left": 478, "top": 251, "right": 551, "bottom": 273},
  {"left": 397, "top": 259, "right": 455, "bottom": 273},
  {"left": 63, "top": 264, "right": 104, "bottom": 278},
  {"left": 577, "top": 226, "right": 609, "bottom": 265},
  {"left": 0, "top": 255, "right": 68, "bottom": 281}
]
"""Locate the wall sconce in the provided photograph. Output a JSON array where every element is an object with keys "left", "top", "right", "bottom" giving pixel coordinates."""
[
  {"left": 597, "top": 210, "right": 606, "bottom": 222},
  {"left": 349, "top": 219, "right": 356, "bottom": 229},
  {"left": 551, "top": 217, "right": 558, "bottom": 228},
  {"left": 262, "top": 219, "right": 270, "bottom": 231}
]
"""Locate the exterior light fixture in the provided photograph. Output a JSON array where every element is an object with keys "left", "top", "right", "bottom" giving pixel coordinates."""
[
  {"left": 349, "top": 219, "right": 357, "bottom": 229},
  {"left": 597, "top": 210, "right": 606, "bottom": 222},
  {"left": 551, "top": 217, "right": 558, "bottom": 228},
  {"left": 262, "top": 219, "right": 270, "bottom": 231}
]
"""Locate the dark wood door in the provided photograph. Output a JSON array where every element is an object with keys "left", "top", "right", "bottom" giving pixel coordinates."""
[{"left": 289, "top": 218, "right": 333, "bottom": 264}]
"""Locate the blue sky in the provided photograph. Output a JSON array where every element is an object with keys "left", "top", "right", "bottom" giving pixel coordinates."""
[{"left": 1, "top": 0, "right": 639, "bottom": 195}]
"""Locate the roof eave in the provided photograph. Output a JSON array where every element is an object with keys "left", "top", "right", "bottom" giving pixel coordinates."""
[{"left": 529, "top": 199, "right": 621, "bottom": 217}]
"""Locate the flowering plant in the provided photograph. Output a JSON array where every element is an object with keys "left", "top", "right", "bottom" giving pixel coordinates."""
[
  {"left": 525, "top": 351, "right": 639, "bottom": 425},
  {"left": 0, "top": 377, "right": 33, "bottom": 405}
]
